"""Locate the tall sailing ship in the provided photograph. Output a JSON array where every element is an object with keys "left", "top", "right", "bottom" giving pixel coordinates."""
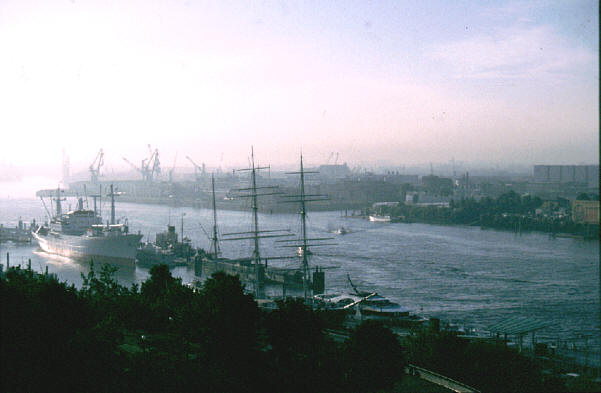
[
  {"left": 196, "top": 148, "right": 329, "bottom": 299},
  {"left": 33, "top": 185, "right": 142, "bottom": 266}
]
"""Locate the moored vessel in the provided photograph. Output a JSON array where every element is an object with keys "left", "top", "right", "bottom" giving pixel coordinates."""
[
  {"left": 136, "top": 224, "right": 198, "bottom": 267},
  {"left": 313, "top": 275, "right": 426, "bottom": 327},
  {"left": 33, "top": 185, "right": 142, "bottom": 266}
]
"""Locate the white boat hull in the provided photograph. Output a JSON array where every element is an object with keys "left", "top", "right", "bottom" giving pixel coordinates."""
[
  {"left": 368, "top": 215, "right": 391, "bottom": 222},
  {"left": 33, "top": 231, "right": 142, "bottom": 267}
]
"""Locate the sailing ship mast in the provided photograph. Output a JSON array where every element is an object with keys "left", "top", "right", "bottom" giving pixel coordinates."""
[
  {"left": 280, "top": 153, "right": 331, "bottom": 302},
  {"left": 250, "top": 148, "right": 261, "bottom": 289},
  {"left": 299, "top": 155, "right": 310, "bottom": 300},
  {"left": 210, "top": 173, "right": 220, "bottom": 259},
  {"left": 221, "top": 147, "right": 290, "bottom": 299}
]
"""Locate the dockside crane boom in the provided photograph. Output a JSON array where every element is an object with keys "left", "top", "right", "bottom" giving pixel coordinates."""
[
  {"left": 186, "top": 156, "right": 203, "bottom": 181},
  {"left": 123, "top": 146, "right": 161, "bottom": 183},
  {"left": 123, "top": 157, "right": 146, "bottom": 180},
  {"left": 147, "top": 146, "right": 161, "bottom": 181},
  {"left": 326, "top": 152, "right": 334, "bottom": 164},
  {"left": 89, "top": 149, "right": 104, "bottom": 184},
  {"left": 169, "top": 153, "right": 177, "bottom": 183}
]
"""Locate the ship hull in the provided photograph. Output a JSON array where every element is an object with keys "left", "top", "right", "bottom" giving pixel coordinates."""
[{"left": 33, "top": 231, "right": 142, "bottom": 267}]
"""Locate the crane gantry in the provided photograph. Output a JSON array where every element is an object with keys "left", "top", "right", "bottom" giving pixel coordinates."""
[
  {"left": 186, "top": 156, "right": 205, "bottom": 181},
  {"left": 123, "top": 145, "right": 161, "bottom": 183},
  {"left": 89, "top": 149, "right": 104, "bottom": 184}
]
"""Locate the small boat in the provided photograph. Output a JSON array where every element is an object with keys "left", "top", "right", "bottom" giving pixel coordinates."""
[
  {"left": 368, "top": 215, "right": 391, "bottom": 222},
  {"left": 295, "top": 246, "right": 313, "bottom": 257},
  {"left": 332, "top": 226, "right": 349, "bottom": 235}
]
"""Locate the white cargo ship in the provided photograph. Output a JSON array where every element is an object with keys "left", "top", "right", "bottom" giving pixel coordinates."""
[{"left": 33, "top": 186, "right": 142, "bottom": 266}]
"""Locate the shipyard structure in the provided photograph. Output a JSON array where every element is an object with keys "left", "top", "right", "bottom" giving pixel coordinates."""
[{"left": 36, "top": 147, "right": 599, "bottom": 215}]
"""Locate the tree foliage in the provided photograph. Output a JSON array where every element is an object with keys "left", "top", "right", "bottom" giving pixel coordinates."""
[
  {"left": 1, "top": 264, "right": 566, "bottom": 393},
  {"left": 344, "top": 320, "right": 406, "bottom": 393}
]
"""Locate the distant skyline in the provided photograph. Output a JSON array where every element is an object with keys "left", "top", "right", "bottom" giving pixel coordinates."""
[{"left": 0, "top": 1, "right": 598, "bottom": 186}]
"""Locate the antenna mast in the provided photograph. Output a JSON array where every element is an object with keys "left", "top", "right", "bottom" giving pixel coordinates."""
[
  {"left": 109, "top": 184, "right": 115, "bottom": 225},
  {"left": 55, "top": 187, "right": 62, "bottom": 216}
]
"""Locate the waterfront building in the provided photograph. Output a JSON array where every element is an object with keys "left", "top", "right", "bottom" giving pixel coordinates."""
[{"left": 572, "top": 200, "right": 600, "bottom": 225}]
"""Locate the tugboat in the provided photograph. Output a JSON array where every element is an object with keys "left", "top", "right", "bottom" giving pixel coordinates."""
[{"left": 136, "top": 225, "right": 198, "bottom": 267}]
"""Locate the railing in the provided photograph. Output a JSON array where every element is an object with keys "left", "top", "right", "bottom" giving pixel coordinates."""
[
  {"left": 323, "top": 328, "right": 480, "bottom": 392},
  {"left": 406, "top": 364, "right": 481, "bottom": 393}
]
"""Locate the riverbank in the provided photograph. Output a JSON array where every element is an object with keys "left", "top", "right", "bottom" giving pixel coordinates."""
[{"left": 365, "top": 191, "right": 599, "bottom": 239}]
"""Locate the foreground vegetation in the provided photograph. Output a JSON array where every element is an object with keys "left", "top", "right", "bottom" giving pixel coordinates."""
[{"left": 1, "top": 263, "right": 571, "bottom": 392}]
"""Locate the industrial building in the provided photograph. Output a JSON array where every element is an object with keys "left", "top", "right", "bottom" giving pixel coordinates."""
[{"left": 533, "top": 165, "right": 599, "bottom": 187}]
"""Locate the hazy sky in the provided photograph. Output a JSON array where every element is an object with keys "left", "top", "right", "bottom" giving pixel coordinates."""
[{"left": 0, "top": 0, "right": 598, "bottom": 176}]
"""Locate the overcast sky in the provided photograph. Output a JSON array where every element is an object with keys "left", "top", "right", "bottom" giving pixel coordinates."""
[{"left": 0, "top": 0, "right": 598, "bottom": 178}]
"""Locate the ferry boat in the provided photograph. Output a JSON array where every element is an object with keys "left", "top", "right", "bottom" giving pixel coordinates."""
[
  {"left": 313, "top": 275, "right": 426, "bottom": 326},
  {"left": 368, "top": 215, "right": 391, "bottom": 222},
  {"left": 33, "top": 186, "right": 142, "bottom": 266}
]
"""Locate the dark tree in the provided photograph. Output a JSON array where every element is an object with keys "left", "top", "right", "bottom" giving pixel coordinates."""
[
  {"left": 264, "top": 298, "right": 343, "bottom": 393},
  {"left": 344, "top": 320, "right": 406, "bottom": 393},
  {"left": 196, "top": 272, "right": 262, "bottom": 392}
]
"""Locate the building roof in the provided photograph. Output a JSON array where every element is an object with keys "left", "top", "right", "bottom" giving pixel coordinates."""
[{"left": 488, "top": 316, "right": 548, "bottom": 335}]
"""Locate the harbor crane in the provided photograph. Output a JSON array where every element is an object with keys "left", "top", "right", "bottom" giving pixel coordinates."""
[
  {"left": 122, "top": 157, "right": 145, "bottom": 179},
  {"left": 186, "top": 156, "right": 204, "bottom": 181},
  {"left": 325, "top": 152, "right": 339, "bottom": 165},
  {"left": 89, "top": 149, "right": 104, "bottom": 184},
  {"left": 326, "top": 152, "right": 334, "bottom": 164},
  {"left": 168, "top": 153, "right": 177, "bottom": 183},
  {"left": 122, "top": 145, "right": 161, "bottom": 183},
  {"left": 147, "top": 145, "right": 161, "bottom": 181}
]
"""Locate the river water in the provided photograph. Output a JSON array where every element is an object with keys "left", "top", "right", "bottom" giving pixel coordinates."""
[{"left": 1, "top": 197, "right": 599, "bottom": 349}]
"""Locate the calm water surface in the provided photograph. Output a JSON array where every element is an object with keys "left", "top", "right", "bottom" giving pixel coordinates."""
[{"left": 1, "top": 198, "right": 598, "bottom": 348}]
